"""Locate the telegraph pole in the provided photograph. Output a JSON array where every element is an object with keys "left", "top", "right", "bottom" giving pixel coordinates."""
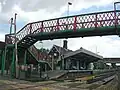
[{"left": 14, "top": 13, "right": 18, "bottom": 78}]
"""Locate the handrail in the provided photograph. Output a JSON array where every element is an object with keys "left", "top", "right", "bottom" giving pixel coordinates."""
[
  {"left": 28, "top": 45, "right": 52, "bottom": 69},
  {"left": 28, "top": 45, "right": 39, "bottom": 60}
]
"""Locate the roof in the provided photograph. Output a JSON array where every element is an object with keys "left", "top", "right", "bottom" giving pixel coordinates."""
[
  {"left": 49, "top": 45, "right": 73, "bottom": 55},
  {"left": 64, "top": 47, "right": 103, "bottom": 62}
]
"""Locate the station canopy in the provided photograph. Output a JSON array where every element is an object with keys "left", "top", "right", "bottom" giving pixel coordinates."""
[{"left": 64, "top": 47, "right": 103, "bottom": 63}]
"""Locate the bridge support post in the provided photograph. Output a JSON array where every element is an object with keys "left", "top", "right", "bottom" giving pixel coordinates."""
[
  {"left": 1, "top": 50, "right": 5, "bottom": 76},
  {"left": 62, "top": 58, "right": 64, "bottom": 70},
  {"left": 24, "top": 50, "right": 27, "bottom": 66},
  {"left": 23, "top": 50, "right": 27, "bottom": 78},
  {"left": 11, "top": 49, "right": 15, "bottom": 78}
]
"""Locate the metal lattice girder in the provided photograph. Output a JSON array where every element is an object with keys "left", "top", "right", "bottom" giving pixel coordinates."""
[{"left": 5, "top": 10, "right": 120, "bottom": 45}]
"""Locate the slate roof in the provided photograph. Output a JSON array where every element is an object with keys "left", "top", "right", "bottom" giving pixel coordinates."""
[
  {"left": 53, "top": 45, "right": 73, "bottom": 55},
  {"left": 64, "top": 47, "right": 103, "bottom": 60}
]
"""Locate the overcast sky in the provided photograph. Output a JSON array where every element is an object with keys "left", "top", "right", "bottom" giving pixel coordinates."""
[{"left": 0, "top": 0, "right": 120, "bottom": 58}]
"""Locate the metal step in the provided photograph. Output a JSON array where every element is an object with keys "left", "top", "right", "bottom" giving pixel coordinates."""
[{"left": 18, "top": 36, "right": 37, "bottom": 48}]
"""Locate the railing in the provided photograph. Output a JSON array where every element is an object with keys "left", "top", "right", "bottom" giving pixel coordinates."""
[
  {"left": 5, "top": 34, "right": 15, "bottom": 44},
  {"left": 28, "top": 45, "right": 52, "bottom": 69},
  {"left": 29, "top": 45, "right": 51, "bottom": 61},
  {"left": 29, "top": 45, "right": 39, "bottom": 60},
  {"left": 5, "top": 10, "right": 120, "bottom": 44}
]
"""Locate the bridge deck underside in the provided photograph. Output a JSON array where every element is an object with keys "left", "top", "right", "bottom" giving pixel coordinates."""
[
  {"left": 29, "top": 26, "right": 120, "bottom": 41},
  {"left": 104, "top": 58, "right": 120, "bottom": 63}
]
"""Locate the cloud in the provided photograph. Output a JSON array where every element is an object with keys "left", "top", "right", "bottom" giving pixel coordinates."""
[
  {"left": 66, "top": 36, "right": 120, "bottom": 58},
  {"left": 0, "top": 0, "right": 118, "bottom": 24},
  {"left": 35, "top": 39, "right": 63, "bottom": 49},
  {"left": 35, "top": 36, "right": 120, "bottom": 58},
  {"left": 67, "top": 36, "right": 120, "bottom": 57},
  {"left": 0, "top": 0, "right": 68, "bottom": 12},
  {"left": 0, "top": 0, "right": 118, "bottom": 22},
  {"left": 0, "top": 0, "right": 120, "bottom": 58},
  {"left": 1, "top": 0, "right": 118, "bottom": 12},
  {"left": 0, "top": 33, "right": 5, "bottom": 41}
]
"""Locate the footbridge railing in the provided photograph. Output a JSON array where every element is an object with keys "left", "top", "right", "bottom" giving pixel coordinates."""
[{"left": 5, "top": 10, "right": 120, "bottom": 44}]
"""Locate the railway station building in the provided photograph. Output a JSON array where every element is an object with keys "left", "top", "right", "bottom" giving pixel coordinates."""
[{"left": 48, "top": 40, "right": 103, "bottom": 70}]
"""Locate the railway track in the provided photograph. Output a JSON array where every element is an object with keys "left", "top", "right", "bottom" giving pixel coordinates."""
[
  {"left": 0, "top": 70, "right": 117, "bottom": 90},
  {"left": 87, "top": 72, "right": 115, "bottom": 84}
]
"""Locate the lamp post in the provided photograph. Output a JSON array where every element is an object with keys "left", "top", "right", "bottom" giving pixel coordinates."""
[
  {"left": 114, "top": 2, "right": 120, "bottom": 11},
  {"left": 67, "top": 2, "right": 72, "bottom": 17},
  {"left": 114, "top": 2, "right": 120, "bottom": 29},
  {"left": 67, "top": 2, "right": 72, "bottom": 28},
  {"left": 65, "top": 2, "right": 72, "bottom": 43}
]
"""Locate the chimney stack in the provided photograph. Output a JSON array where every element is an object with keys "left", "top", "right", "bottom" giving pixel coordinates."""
[{"left": 63, "top": 40, "right": 68, "bottom": 49}]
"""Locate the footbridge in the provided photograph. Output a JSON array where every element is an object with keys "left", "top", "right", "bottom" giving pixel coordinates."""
[
  {"left": 1, "top": 10, "right": 120, "bottom": 78},
  {"left": 104, "top": 58, "right": 120, "bottom": 63},
  {"left": 6, "top": 10, "right": 120, "bottom": 48}
]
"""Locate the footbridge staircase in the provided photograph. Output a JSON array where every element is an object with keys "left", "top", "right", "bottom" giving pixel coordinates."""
[{"left": 3, "top": 10, "right": 120, "bottom": 78}]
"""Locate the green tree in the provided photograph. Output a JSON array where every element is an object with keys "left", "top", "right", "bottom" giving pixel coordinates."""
[
  {"left": 93, "top": 61, "right": 107, "bottom": 70},
  {"left": 38, "top": 48, "right": 49, "bottom": 53}
]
